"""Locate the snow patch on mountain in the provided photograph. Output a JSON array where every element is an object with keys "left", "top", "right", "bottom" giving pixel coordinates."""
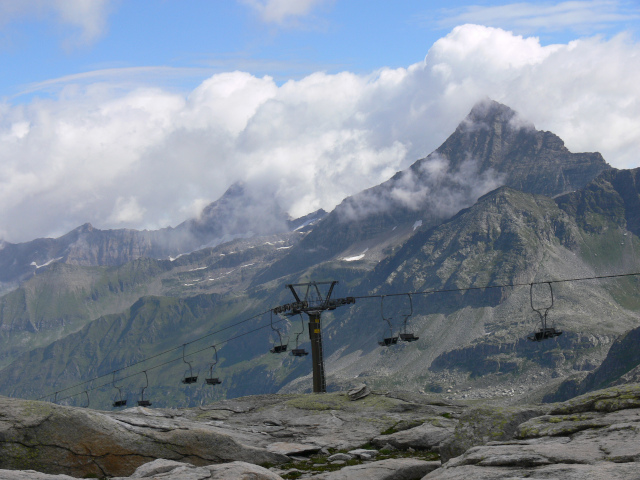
[
  {"left": 343, "top": 249, "right": 368, "bottom": 262},
  {"left": 30, "top": 257, "right": 63, "bottom": 269}
]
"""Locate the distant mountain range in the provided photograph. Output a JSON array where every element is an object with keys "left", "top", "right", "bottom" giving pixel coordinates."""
[
  {"left": 1, "top": 99, "right": 638, "bottom": 409},
  {"left": 0, "top": 182, "right": 326, "bottom": 293}
]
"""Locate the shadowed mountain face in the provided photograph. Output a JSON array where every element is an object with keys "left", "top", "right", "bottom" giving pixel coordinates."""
[
  {"left": 173, "top": 182, "right": 291, "bottom": 248},
  {"left": 556, "top": 167, "right": 640, "bottom": 237},
  {"left": 437, "top": 99, "right": 608, "bottom": 197},
  {"left": 256, "top": 100, "right": 609, "bottom": 282}
]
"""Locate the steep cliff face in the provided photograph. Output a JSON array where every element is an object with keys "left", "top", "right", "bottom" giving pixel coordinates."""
[
  {"left": 556, "top": 167, "right": 640, "bottom": 237},
  {"left": 545, "top": 324, "right": 640, "bottom": 402},
  {"left": 435, "top": 99, "right": 608, "bottom": 197}
]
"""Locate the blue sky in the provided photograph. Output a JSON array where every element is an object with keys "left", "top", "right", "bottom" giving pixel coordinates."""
[
  {"left": 5, "top": 1, "right": 639, "bottom": 97},
  {"left": 1, "top": 0, "right": 640, "bottom": 242}
]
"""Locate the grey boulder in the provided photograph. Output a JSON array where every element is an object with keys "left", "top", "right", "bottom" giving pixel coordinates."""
[
  {"left": 314, "top": 458, "right": 439, "bottom": 479},
  {"left": 373, "top": 417, "right": 456, "bottom": 451},
  {"left": 114, "top": 459, "right": 283, "bottom": 479}
]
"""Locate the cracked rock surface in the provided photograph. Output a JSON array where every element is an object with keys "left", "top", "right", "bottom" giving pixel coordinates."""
[
  {"left": 0, "top": 396, "right": 288, "bottom": 477},
  {"left": 425, "top": 384, "right": 640, "bottom": 479},
  {"left": 3, "top": 385, "right": 640, "bottom": 479}
]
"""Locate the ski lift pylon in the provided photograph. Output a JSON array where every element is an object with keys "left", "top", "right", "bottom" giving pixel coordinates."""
[
  {"left": 378, "top": 296, "right": 399, "bottom": 347},
  {"left": 181, "top": 344, "right": 198, "bottom": 384},
  {"left": 112, "top": 371, "right": 127, "bottom": 408},
  {"left": 137, "top": 371, "right": 152, "bottom": 407},
  {"left": 205, "top": 345, "right": 222, "bottom": 386},
  {"left": 527, "top": 282, "right": 563, "bottom": 342},
  {"left": 269, "top": 310, "right": 288, "bottom": 353}
]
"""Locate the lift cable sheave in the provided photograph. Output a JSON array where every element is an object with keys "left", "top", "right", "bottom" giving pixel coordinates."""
[{"left": 271, "top": 281, "right": 356, "bottom": 393}]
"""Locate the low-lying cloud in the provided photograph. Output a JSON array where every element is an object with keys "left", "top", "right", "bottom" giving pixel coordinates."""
[
  {"left": 338, "top": 153, "right": 505, "bottom": 223},
  {"left": 1, "top": 24, "right": 640, "bottom": 242}
]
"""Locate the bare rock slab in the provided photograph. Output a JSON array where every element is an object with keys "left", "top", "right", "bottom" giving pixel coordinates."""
[
  {"left": 423, "top": 462, "right": 640, "bottom": 479},
  {"left": 314, "top": 458, "right": 439, "bottom": 480},
  {"left": 0, "top": 471, "right": 77, "bottom": 480},
  {"left": 267, "top": 442, "right": 322, "bottom": 456},
  {"left": 373, "top": 417, "right": 456, "bottom": 451},
  {"left": 0, "top": 396, "right": 288, "bottom": 478},
  {"left": 114, "top": 459, "right": 283, "bottom": 479},
  {"left": 127, "top": 459, "right": 192, "bottom": 478}
]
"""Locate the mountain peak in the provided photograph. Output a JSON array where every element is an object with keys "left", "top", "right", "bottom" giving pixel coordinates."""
[
  {"left": 464, "top": 98, "right": 534, "bottom": 131},
  {"left": 220, "top": 181, "right": 246, "bottom": 200}
]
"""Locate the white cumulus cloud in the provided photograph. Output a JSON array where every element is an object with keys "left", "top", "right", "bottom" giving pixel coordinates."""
[{"left": 0, "top": 24, "right": 639, "bottom": 242}]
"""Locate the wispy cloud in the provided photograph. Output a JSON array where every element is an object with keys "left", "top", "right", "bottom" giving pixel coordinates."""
[
  {"left": 0, "top": 0, "right": 114, "bottom": 48},
  {"left": 239, "top": 0, "right": 332, "bottom": 26},
  {"left": 437, "top": 1, "right": 640, "bottom": 35},
  {"left": 14, "top": 66, "right": 217, "bottom": 98}
]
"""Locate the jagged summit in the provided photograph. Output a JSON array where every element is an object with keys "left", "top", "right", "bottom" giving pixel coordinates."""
[
  {"left": 465, "top": 98, "right": 530, "bottom": 128},
  {"left": 178, "top": 181, "right": 290, "bottom": 243},
  {"left": 434, "top": 99, "right": 608, "bottom": 197}
]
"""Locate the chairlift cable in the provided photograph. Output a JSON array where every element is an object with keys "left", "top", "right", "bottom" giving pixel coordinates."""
[
  {"left": 45, "top": 312, "right": 292, "bottom": 403},
  {"left": 352, "top": 271, "right": 640, "bottom": 300},
  {"left": 38, "top": 270, "right": 640, "bottom": 404},
  {"left": 36, "top": 306, "right": 275, "bottom": 400}
]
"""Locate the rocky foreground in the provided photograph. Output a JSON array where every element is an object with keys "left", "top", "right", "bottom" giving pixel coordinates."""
[{"left": 1, "top": 384, "right": 639, "bottom": 479}]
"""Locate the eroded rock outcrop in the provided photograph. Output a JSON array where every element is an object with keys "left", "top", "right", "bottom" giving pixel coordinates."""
[
  {"left": 426, "top": 384, "right": 640, "bottom": 479},
  {"left": 3, "top": 385, "right": 640, "bottom": 479},
  {"left": 0, "top": 396, "right": 288, "bottom": 477},
  {"left": 113, "top": 459, "right": 284, "bottom": 480}
]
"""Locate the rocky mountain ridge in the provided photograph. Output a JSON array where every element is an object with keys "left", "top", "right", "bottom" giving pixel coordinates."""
[{"left": 0, "top": 183, "right": 326, "bottom": 294}]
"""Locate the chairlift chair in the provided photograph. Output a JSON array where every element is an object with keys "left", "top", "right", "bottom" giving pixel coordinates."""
[
  {"left": 137, "top": 371, "right": 152, "bottom": 407},
  {"left": 290, "top": 314, "right": 309, "bottom": 357},
  {"left": 527, "top": 282, "right": 563, "bottom": 342},
  {"left": 181, "top": 344, "right": 198, "bottom": 384},
  {"left": 269, "top": 310, "right": 289, "bottom": 353},
  {"left": 111, "top": 371, "right": 127, "bottom": 408},
  {"left": 398, "top": 294, "right": 419, "bottom": 342},
  {"left": 528, "top": 327, "right": 563, "bottom": 342},
  {"left": 378, "top": 296, "right": 399, "bottom": 347},
  {"left": 379, "top": 336, "right": 399, "bottom": 347},
  {"left": 205, "top": 345, "right": 222, "bottom": 386}
]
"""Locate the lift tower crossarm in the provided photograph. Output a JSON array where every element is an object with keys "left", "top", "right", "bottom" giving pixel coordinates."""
[{"left": 275, "top": 281, "right": 355, "bottom": 393}]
